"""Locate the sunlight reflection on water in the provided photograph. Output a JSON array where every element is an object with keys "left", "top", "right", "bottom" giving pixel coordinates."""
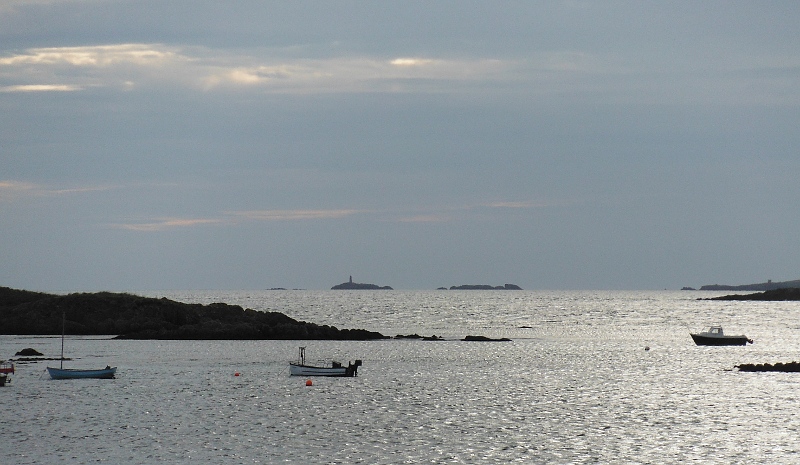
[{"left": 3, "top": 291, "right": 800, "bottom": 463}]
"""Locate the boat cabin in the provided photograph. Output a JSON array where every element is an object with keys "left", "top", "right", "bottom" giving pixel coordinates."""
[{"left": 705, "top": 326, "right": 724, "bottom": 336}]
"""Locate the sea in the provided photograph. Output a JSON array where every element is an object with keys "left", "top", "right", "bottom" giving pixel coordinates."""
[{"left": 2, "top": 290, "right": 800, "bottom": 464}]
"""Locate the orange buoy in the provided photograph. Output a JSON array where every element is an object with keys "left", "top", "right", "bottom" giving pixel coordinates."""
[
  {"left": 305, "top": 379, "right": 313, "bottom": 386},
  {"left": 234, "top": 372, "right": 240, "bottom": 376}
]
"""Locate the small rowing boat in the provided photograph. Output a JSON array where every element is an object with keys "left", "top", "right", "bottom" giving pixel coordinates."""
[{"left": 47, "top": 311, "right": 117, "bottom": 380}]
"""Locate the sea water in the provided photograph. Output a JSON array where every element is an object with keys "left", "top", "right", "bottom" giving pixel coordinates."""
[{"left": 2, "top": 290, "right": 800, "bottom": 464}]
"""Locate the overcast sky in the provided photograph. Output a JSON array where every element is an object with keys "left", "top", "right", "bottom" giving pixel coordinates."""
[{"left": 2, "top": 1, "right": 799, "bottom": 291}]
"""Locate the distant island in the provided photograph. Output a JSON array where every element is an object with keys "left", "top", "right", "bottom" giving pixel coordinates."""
[
  {"left": 447, "top": 284, "right": 523, "bottom": 290},
  {"left": 331, "top": 276, "right": 393, "bottom": 290},
  {"left": 704, "top": 288, "right": 800, "bottom": 301},
  {"left": 0, "top": 286, "right": 387, "bottom": 340},
  {"left": 699, "top": 279, "right": 800, "bottom": 291}
]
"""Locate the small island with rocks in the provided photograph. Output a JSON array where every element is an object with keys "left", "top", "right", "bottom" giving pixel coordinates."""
[
  {"left": 448, "top": 284, "right": 522, "bottom": 290},
  {"left": 331, "top": 276, "right": 393, "bottom": 290}
]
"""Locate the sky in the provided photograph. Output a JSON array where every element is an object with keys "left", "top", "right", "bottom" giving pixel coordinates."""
[{"left": 1, "top": 1, "right": 799, "bottom": 292}]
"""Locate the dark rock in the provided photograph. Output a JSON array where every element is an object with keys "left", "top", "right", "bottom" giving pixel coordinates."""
[
  {"left": 15, "top": 348, "right": 43, "bottom": 356},
  {"left": 331, "top": 282, "right": 393, "bottom": 290},
  {"left": 736, "top": 361, "right": 800, "bottom": 372},
  {"left": 0, "top": 286, "right": 388, "bottom": 340},
  {"left": 700, "top": 279, "right": 800, "bottom": 291},
  {"left": 331, "top": 277, "right": 392, "bottom": 290},
  {"left": 681, "top": 287, "right": 696, "bottom": 290},
  {"left": 449, "top": 284, "right": 522, "bottom": 290},
  {"left": 704, "top": 288, "right": 800, "bottom": 301},
  {"left": 463, "top": 335, "right": 512, "bottom": 342}
]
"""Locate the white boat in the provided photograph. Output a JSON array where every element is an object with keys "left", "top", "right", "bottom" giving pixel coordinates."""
[
  {"left": 690, "top": 326, "right": 753, "bottom": 346},
  {"left": 47, "top": 311, "right": 117, "bottom": 380},
  {"left": 289, "top": 347, "right": 362, "bottom": 377}
]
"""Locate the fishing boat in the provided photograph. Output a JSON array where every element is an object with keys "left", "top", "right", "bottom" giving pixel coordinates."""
[
  {"left": 690, "top": 326, "right": 753, "bottom": 346},
  {"left": 0, "top": 361, "right": 13, "bottom": 375},
  {"left": 289, "top": 347, "right": 362, "bottom": 377},
  {"left": 47, "top": 311, "right": 117, "bottom": 380},
  {"left": 0, "top": 361, "right": 13, "bottom": 387}
]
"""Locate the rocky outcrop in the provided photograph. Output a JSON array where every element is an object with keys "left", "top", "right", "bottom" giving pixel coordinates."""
[
  {"left": 736, "top": 361, "right": 800, "bottom": 372},
  {"left": 700, "top": 279, "right": 800, "bottom": 291},
  {"left": 0, "top": 286, "right": 387, "bottom": 340},
  {"left": 331, "top": 276, "right": 392, "bottom": 290},
  {"left": 705, "top": 288, "right": 800, "bottom": 301},
  {"left": 449, "top": 284, "right": 522, "bottom": 290},
  {"left": 463, "top": 335, "right": 512, "bottom": 342},
  {"left": 14, "top": 348, "right": 43, "bottom": 356},
  {"left": 331, "top": 282, "right": 393, "bottom": 290}
]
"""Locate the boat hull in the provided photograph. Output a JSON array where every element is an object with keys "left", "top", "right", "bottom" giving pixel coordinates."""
[
  {"left": 690, "top": 334, "right": 750, "bottom": 346},
  {"left": 47, "top": 367, "right": 117, "bottom": 379},
  {"left": 289, "top": 363, "right": 355, "bottom": 377}
]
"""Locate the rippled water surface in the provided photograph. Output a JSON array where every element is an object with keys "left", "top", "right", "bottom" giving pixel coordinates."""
[{"left": 3, "top": 290, "right": 800, "bottom": 463}]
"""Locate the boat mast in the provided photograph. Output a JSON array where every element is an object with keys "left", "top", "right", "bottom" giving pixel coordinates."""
[{"left": 60, "top": 310, "right": 65, "bottom": 369}]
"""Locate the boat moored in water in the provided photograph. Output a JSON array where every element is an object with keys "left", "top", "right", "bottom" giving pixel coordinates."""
[
  {"left": 47, "top": 311, "right": 117, "bottom": 380},
  {"left": 47, "top": 366, "right": 117, "bottom": 380},
  {"left": 0, "top": 361, "right": 13, "bottom": 386},
  {"left": 691, "top": 326, "right": 753, "bottom": 346},
  {"left": 0, "top": 361, "right": 14, "bottom": 375},
  {"left": 289, "top": 347, "right": 362, "bottom": 377}
]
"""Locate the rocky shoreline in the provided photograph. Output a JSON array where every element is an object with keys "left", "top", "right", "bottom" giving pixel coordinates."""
[
  {"left": 0, "top": 286, "right": 386, "bottom": 340},
  {"left": 0, "top": 286, "right": 513, "bottom": 342},
  {"left": 703, "top": 288, "right": 800, "bottom": 301},
  {"left": 736, "top": 362, "right": 800, "bottom": 373}
]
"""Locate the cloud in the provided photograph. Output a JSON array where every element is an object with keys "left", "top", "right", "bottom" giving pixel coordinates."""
[
  {"left": 480, "top": 201, "right": 550, "bottom": 209},
  {"left": 107, "top": 209, "right": 364, "bottom": 232},
  {"left": 109, "top": 218, "right": 223, "bottom": 232},
  {"left": 394, "top": 214, "right": 452, "bottom": 223},
  {"left": 0, "top": 84, "right": 80, "bottom": 92},
  {"left": 227, "top": 209, "right": 363, "bottom": 221},
  {"left": 0, "top": 180, "right": 38, "bottom": 201},
  {"left": 0, "top": 43, "right": 179, "bottom": 67},
  {"left": 390, "top": 58, "right": 435, "bottom": 67},
  {"left": 0, "top": 43, "right": 190, "bottom": 92},
  {"left": 0, "top": 180, "right": 113, "bottom": 201},
  {"left": 0, "top": 43, "right": 529, "bottom": 94}
]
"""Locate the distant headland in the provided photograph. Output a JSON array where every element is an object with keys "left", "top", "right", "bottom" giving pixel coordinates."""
[
  {"left": 703, "top": 287, "right": 800, "bottom": 301},
  {"left": 331, "top": 276, "right": 393, "bottom": 290},
  {"left": 446, "top": 284, "right": 523, "bottom": 290},
  {"left": 697, "top": 279, "right": 800, "bottom": 291},
  {"left": 0, "top": 286, "right": 387, "bottom": 340}
]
